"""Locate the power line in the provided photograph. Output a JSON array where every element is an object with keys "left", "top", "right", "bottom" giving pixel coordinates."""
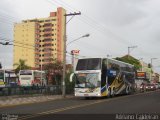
[
  {"left": 0, "top": 1, "right": 157, "bottom": 62},
  {"left": 44, "top": 0, "right": 156, "bottom": 59},
  {"left": 49, "top": 0, "right": 130, "bottom": 45},
  {"left": 0, "top": 37, "right": 36, "bottom": 47}
]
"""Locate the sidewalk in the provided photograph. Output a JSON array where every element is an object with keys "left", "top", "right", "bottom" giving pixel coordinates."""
[{"left": 0, "top": 94, "right": 74, "bottom": 107}]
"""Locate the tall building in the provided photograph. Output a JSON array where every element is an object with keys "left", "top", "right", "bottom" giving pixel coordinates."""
[{"left": 13, "top": 7, "right": 66, "bottom": 69}]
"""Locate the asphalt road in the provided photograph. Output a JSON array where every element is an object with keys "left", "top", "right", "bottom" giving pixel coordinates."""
[{"left": 0, "top": 90, "right": 160, "bottom": 120}]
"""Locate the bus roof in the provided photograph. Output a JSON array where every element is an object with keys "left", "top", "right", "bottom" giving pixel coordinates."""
[{"left": 78, "top": 57, "right": 134, "bottom": 67}]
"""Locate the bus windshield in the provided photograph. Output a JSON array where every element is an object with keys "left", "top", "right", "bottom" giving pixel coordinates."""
[
  {"left": 76, "top": 58, "right": 101, "bottom": 70},
  {"left": 75, "top": 73, "right": 100, "bottom": 88}
]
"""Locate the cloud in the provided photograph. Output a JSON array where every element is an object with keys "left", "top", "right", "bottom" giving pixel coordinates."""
[{"left": 1, "top": 0, "right": 160, "bottom": 73}]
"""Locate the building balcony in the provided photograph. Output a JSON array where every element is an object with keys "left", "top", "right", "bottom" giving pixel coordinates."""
[
  {"left": 43, "top": 36, "right": 52, "bottom": 39},
  {"left": 42, "top": 41, "right": 52, "bottom": 45},
  {"left": 35, "top": 41, "right": 40, "bottom": 43},
  {"left": 43, "top": 31, "right": 52, "bottom": 34},
  {"left": 35, "top": 36, "right": 40, "bottom": 39},
  {"left": 35, "top": 31, "right": 40, "bottom": 34},
  {"left": 35, "top": 55, "right": 40, "bottom": 58},
  {"left": 42, "top": 54, "right": 53, "bottom": 58},
  {"left": 35, "top": 51, "right": 40, "bottom": 54},
  {"left": 42, "top": 44, "right": 53, "bottom": 47}
]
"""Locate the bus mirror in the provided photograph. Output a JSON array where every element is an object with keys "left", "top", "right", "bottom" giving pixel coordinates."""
[{"left": 70, "top": 73, "right": 74, "bottom": 82}]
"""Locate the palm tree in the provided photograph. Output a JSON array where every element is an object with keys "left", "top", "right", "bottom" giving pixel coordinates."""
[{"left": 13, "top": 59, "right": 30, "bottom": 75}]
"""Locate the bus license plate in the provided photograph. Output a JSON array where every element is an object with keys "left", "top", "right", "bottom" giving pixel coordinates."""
[{"left": 84, "top": 94, "right": 89, "bottom": 96}]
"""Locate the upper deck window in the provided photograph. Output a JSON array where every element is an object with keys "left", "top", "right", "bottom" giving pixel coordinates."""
[{"left": 76, "top": 58, "right": 101, "bottom": 70}]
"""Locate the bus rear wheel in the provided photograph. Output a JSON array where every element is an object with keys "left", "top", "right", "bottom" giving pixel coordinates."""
[
  {"left": 111, "top": 88, "right": 116, "bottom": 97},
  {"left": 126, "top": 86, "right": 130, "bottom": 95}
]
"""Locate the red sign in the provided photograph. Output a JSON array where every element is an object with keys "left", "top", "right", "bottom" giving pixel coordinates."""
[
  {"left": 136, "top": 72, "right": 146, "bottom": 79},
  {"left": 71, "top": 50, "right": 80, "bottom": 55}
]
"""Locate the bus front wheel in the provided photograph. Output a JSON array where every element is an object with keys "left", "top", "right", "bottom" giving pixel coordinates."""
[{"left": 126, "top": 86, "right": 130, "bottom": 95}]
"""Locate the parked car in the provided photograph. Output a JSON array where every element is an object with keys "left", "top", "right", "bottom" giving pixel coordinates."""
[
  {"left": 154, "top": 83, "right": 159, "bottom": 89},
  {"left": 158, "top": 83, "right": 160, "bottom": 89},
  {"left": 145, "top": 84, "right": 156, "bottom": 91}
]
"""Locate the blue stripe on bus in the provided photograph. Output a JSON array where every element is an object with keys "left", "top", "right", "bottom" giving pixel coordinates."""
[{"left": 101, "top": 85, "right": 106, "bottom": 93}]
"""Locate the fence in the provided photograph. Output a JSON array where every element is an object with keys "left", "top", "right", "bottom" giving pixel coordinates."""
[{"left": 0, "top": 85, "right": 74, "bottom": 96}]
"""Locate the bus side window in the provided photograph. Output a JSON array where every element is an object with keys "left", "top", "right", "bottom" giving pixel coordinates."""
[
  {"left": 107, "top": 63, "right": 120, "bottom": 77},
  {"left": 101, "top": 59, "right": 107, "bottom": 87},
  {"left": 102, "top": 59, "right": 107, "bottom": 70}
]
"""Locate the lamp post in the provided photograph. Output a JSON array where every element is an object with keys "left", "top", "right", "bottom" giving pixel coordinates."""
[
  {"left": 150, "top": 58, "right": 157, "bottom": 81},
  {"left": 62, "top": 34, "right": 90, "bottom": 98},
  {"left": 67, "top": 34, "right": 90, "bottom": 46},
  {"left": 62, "top": 12, "right": 81, "bottom": 98},
  {"left": 128, "top": 46, "right": 137, "bottom": 58}
]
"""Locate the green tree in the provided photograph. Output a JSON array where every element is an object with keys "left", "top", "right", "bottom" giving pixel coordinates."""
[
  {"left": 65, "top": 69, "right": 75, "bottom": 94},
  {"left": 13, "top": 59, "right": 31, "bottom": 74},
  {"left": 115, "top": 55, "right": 141, "bottom": 70}
]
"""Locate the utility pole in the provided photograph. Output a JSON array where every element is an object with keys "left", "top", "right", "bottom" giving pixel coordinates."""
[
  {"left": 149, "top": 58, "right": 157, "bottom": 81},
  {"left": 128, "top": 46, "right": 137, "bottom": 58},
  {"left": 62, "top": 12, "right": 81, "bottom": 98}
]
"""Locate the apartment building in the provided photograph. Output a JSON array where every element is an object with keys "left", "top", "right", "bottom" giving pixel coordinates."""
[{"left": 13, "top": 7, "right": 66, "bottom": 69}]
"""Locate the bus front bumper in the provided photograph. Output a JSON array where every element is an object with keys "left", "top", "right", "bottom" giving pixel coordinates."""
[{"left": 75, "top": 93, "right": 101, "bottom": 97}]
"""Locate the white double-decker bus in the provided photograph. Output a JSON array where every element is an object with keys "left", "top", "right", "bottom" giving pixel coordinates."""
[
  {"left": 70, "top": 58, "right": 135, "bottom": 97},
  {"left": 19, "top": 70, "right": 47, "bottom": 87}
]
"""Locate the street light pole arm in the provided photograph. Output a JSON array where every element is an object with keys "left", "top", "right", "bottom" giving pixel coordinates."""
[
  {"left": 67, "top": 34, "right": 90, "bottom": 46},
  {"left": 127, "top": 45, "right": 137, "bottom": 58},
  {"left": 67, "top": 36, "right": 83, "bottom": 46}
]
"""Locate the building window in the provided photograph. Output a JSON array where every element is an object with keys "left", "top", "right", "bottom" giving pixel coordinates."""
[{"left": 45, "top": 20, "right": 51, "bottom": 22}]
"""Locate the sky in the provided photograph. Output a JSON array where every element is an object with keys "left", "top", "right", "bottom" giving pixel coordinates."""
[{"left": 0, "top": 0, "right": 160, "bottom": 72}]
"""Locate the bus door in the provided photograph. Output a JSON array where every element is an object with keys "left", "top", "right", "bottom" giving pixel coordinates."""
[{"left": 101, "top": 59, "right": 107, "bottom": 96}]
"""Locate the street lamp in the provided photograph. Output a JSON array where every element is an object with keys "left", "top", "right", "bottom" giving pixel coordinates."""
[
  {"left": 67, "top": 34, "right": 90, "bottom": 46},
  {"left": 62, "top": 34, "right": 90, "bottom": 98},
  {"left": 128, "top": 45, "right": 137, "bottom": 58},
  {"left": 68, "top": 34, "right": 90, "bottom": 72},
  {"left": 150, "top": 58, "right": 157, "bottom": 81}
]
